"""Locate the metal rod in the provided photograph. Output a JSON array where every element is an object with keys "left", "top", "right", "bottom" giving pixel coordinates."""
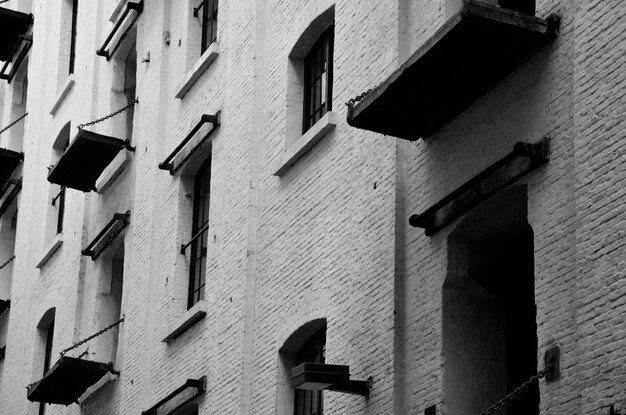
[
  {"left": 158, "top": 113, "right": 220, "bottom": 173},
  {"left": 96, "top": 1, "right": 143, "bottom": 59},
  {"left": 180, "top": 223, "right": 209, "bottom": 254},
  {"left": 51, "top": 186, "right": 66, "bottom": 206},
  {"left": 81, "top": 212, "right": 131, "bottom": 260},
  {"left": 193, "top": 0, "right": 207, "bottom": 17},
  {"left": 6, "top": 35, "right": 32, "bottom": 83},
  {"left": 0, "top": 179, "right": 21, "bottom": 219},
  {"left": 141, "top": 377, "right": 206, "bottom": 415}
]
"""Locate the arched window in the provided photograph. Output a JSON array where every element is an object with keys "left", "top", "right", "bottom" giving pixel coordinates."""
[
  {"left": 294, "top": 327, "right": 326, "bottom": 415},
  {"left": 36, "top": 308, "right": 55, "bottom": 415}
]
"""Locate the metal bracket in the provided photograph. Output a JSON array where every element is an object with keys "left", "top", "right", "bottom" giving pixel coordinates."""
[
  {"left": 108, "top": 362, "right": 121, "bottom": 376},
  {"left": 124, "top": 139, "right": 136, "bottom": 152},
  {"left": 326, "top": 376, "right": 372, "bottom": 397},
  {"left": 544, "top": 345, "right": 560, "bottom": 381}
]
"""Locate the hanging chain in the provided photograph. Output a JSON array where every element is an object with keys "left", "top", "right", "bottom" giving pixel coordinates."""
[
  {"left": 480, "top": 360, "right": 556, "bottom": 415},
  {"left": 77, "top": 98, "right": 138, "bottom": 130},
  {"left": 0, "top": 255, "right": 15, "bottom": 270},
  {"left": 345, "top": 83, "right": 382, "bottom": 109},
  {"left": 0, "top": 113, "right": 28, "bottom": 136},
  {"left": 59, "top": 315, "right": 125, "bottom": 357}
]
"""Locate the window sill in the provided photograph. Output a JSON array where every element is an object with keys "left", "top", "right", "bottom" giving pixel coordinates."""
[
  {"left": 78, "top": 372, "right": 118, "bottom": 404},
  {"left": 174, "top": 43, "right": 219, "bottom": 99},
  {"left": 96, "top": 151, "right": 130, "bottom": 194},
  {"left": 273, "top": 111, "right": 338, "bottom": 176},
  {"left": 36, "top": 233, "right": 63, "bottom": 269},
  {"left": 161, "top": 300, "right": 207, "bottom": 343},
  {"left": 50, "top": 75, "right": 75, "bottom": 116}
]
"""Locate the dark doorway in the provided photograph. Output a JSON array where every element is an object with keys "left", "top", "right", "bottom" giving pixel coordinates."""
[{"left": 443, "top": 186, "right": 538, "bottom": 415}]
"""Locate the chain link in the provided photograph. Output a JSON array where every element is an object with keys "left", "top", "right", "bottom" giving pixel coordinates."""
[
  {"left": 0, "top": 113, "right": 28, "bottom": 136},
  {"left": 480, "top": 360, "right": 556, "bottom": 415},
  {"left": 0, "top": 255, "right": 15, "bottom": 270},
  {"left": 78, "top": 98, "right": 138, "bottom": 130},
  {"left": 345, "top": 83, "right": 382, "bottom": 109},
  {"left": 60, "top": 315, "right": 125, "bottom": 357}
]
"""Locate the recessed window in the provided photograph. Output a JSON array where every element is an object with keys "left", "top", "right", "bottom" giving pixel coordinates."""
[
  {"left": 196, "top": 0, "right": 218, "bottom": 54},
  {"left": 37, "top": 310, "right": 55, "bottom": 415},
  {"left": 68, "top": 0, "right": 78, "bottom": 74},
  {"left": 303, "top": 26, "right": 333, "bottom": 134},
  {"left": 50, "top": 125, "right": 70, "bottom": 237},
  {"left": 188, "top": 157, "right": 211, "bottom": 309},
  {"left": 294, "top": 327, "right": 326, "bottom": 415}
]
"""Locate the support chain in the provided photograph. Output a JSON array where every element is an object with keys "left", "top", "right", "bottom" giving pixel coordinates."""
[
  {"left": 0, "top": 255, "right": 15, "bottom": 270},
  {"left": 0, "top": 113, "right": 28, "bottom": 136},
  {"left": 59, "top": 315, "right": 125, "bottom": 357},
  {"left": 78, "top": 98, "right": 138, "bottom": 130},
  {"left": 345, "top": 83, "right": 381, "bottom": 109},
  {"left": 480, "top": 360, "right": 556, "bottom": 415}
]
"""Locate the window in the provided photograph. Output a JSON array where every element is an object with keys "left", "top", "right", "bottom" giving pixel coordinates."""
[
  {"left": 38, "top": 314, "right": 55, "bottom": 415},
  {"left": 53, "top": 186, "right": 65, "bottom": 234},
  {"left": 50, "top": 124, "right": 70, "bottom": 237},
  {"left": 294, "top": 327, "right": 326, "bottom": 415},
  {"left": 188, "top": 157, "right": 211, "bottom": 309},
  {"left": 302, "top": 26, "right": 333, "bottom": 134},
  {"left": 68, "top": 0, "right": 78, "bottom": 74},
  {"left": 196, "top": 0, "right": 218, "bottom": 54}
]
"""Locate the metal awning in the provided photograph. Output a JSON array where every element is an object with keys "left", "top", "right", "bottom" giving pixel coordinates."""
[
  {"left": 0, "top": 7, "right": 32, "bottom": 61},
  {"left": 0, "top": 148, "right": 23, "bottom": 191},
  {"left": 142, "top": 377, "right": 206, "bottom": 415},
  {"left": 81, "top": 212, "right": 130, "bottom": 260},
  {"left": 0, "top": 7, "right": 33, "bottom": 83},
  {"left": 158, "top": 112, "right": 220, "bottom": 174},
  {"left": 291, "top": 363, "right": 371, "bottom": 396},
  {"left": 346, "top": 1, "right": 559, "bottom": 140},
  {"left": 409, "top": 138, "right": 549, "bottom": 235},
  {"left": 0, "top": 178, "right": 21, "bottom": 219},
  {"left": 27, "top": 357, "right": 115, "bottom": 405},
  {"left": 0, "top": 299, "right": 10, "bottom": 316},
  {"left": 97, "top": 0, "right": 143, "bottom": 60},
  {"left": 47, "top": 129, "right": 131, "bottom": 192}
]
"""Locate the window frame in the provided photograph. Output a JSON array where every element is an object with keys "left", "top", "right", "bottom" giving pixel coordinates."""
[
  {"left": 294, "top": 327, "right": 326, "bottom": 415},
  {"left": 39, "top": 319, "right": 55, "bottom": 415},
  {"left": 68, "top": 0, "right": 78, "bottom": 75},
  {"left": 197, "top": 0, "right": 218, "bottom": 54},
  {"left": 187, "top": 157, "right": 212, "bottom": 310},
  {"left": 302, "top": 26, "right": 334, "bottom": 134}
]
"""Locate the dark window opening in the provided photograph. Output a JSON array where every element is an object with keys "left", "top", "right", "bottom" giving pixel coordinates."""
[
  {"left": 188, "top": 157, "right": 211, "bottom": 309},
  {"left": 69, "top": 0, "right": 78, "bottom": 74},
  {"left": 52, "top": 137, "right": 70, "bottom": 235},
  {"left": 39, "top": 319, "right": 54, "bottom": 415},
  {"left": 303, "top": 26, "right": 333, "bottom": 134},
  {"left": 123, "top": 46, "right": 137, "bottom": 140},
  {"left": 294, "top": 327, "right": 326, "bottom": 415},
  {"left": 198, "top": 0, "right": 218, "bottom": 54},
  {"left": 55, "top": 186, "right": 65, "bottom": 234}
]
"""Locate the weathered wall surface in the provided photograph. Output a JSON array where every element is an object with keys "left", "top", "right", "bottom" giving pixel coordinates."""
[{"left": 0, "top": 0, "right": 623, "bottom": 414}]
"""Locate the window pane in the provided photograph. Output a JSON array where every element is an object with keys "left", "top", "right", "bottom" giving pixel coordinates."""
[{"left": 302, "top": 26, "right": 333, "bottom": 133}]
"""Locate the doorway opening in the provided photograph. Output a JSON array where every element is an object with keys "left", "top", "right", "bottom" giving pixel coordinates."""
[{"left": 443, "top": 185, "right": 538, "bottom": 415}]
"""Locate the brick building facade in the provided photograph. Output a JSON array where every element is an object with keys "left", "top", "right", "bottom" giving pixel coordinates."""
[{"left": 0, "top": 0, "right": 624, "bottom": 414}]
